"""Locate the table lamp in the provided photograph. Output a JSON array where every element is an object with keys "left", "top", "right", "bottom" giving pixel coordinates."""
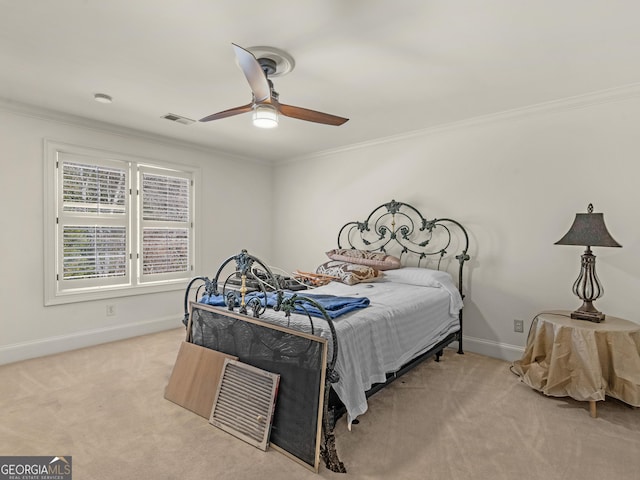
[{"left": 555, "top": 203, "right": 621, "bottom": 322}]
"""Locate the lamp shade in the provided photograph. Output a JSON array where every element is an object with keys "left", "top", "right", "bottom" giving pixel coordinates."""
[{"left": 555, "top": 204, "right": 621, "bottom": 248}]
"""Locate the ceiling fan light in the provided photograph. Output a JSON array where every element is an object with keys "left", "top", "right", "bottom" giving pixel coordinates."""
[{"left": 253, "top": 104, "right": 278, "bottom": 128}]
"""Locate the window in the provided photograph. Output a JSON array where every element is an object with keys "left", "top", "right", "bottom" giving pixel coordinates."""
[
  {"left": 44, "top": 141, "right": 197, "bottom": 305},
  {"left": 138, "top": 167, "right": 191, "bottom": 282}
]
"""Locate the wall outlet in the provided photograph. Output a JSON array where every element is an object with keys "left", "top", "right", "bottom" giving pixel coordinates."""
[
  {"left": 514, "top": 319, "right": 524, "bottom": 333},
  {"left": 106, "top": 304, "right": 116, "bottom": 317}
]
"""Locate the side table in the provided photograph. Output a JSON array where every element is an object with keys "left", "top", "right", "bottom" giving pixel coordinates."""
[{"left": 512, "top": 310, "right": 640, "bottom": 417}]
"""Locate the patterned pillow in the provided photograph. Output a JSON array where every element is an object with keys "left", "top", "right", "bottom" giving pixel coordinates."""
[
  {"left": 326, "top": 248, "right": 401, "bottom": 271},
  {"left": 316, "top": 260, "right": 383, "bottom": 285}
]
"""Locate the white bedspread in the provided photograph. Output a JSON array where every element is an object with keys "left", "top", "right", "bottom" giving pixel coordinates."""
[{"left": 259, "top": 268, "right": 463, "bottom": 425}]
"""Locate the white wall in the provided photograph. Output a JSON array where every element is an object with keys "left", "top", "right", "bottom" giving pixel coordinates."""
[
  {"left": 4, "top": 89, "right": 639, "bottom": 365},
  {"left": 271, "top": 91, "right": 640, "bottom": 361},
  {"left": 0, "top": 106, "right": 273, "bottom": 364}
]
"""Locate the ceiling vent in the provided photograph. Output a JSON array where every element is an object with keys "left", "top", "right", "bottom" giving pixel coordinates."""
[
  {"left": 210, "top": 359, "right": 280, "bottom": 451},
  {"left": 162, "top": 113, "right": 195, "bottom": 125}
]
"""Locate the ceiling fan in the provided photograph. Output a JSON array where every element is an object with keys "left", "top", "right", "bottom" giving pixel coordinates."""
[{"left": 199, "top": 44, "right": 349, "bottom": 128}]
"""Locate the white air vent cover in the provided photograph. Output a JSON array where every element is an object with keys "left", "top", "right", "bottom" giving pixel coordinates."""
[
  {"left": 162, "top": 113, "right": 195, "bottom": 125},
  {"left": 209, "top": 359, "right": 280, "bottom": 451}
]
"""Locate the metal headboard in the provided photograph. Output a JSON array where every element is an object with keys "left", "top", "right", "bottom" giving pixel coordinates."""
[{"left": 337, "top": 199, "right": 470, "bottom": 296}]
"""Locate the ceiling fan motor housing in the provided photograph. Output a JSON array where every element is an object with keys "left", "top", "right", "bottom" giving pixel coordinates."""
[{"left": 258, "top": 57, "right": 277, "bottom": 77}]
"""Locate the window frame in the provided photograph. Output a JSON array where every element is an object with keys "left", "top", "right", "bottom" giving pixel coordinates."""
[{"left": 44, "top": 140, "right": 199, "bottom": 305}]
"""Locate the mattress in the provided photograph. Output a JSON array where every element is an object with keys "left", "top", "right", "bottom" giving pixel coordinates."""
[{"left": 256, "top": 267, "right": 463, "bottom": 424}]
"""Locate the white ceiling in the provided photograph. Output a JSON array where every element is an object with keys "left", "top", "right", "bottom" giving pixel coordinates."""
[{"left": 2, "top": 1, "right": 640, "bottom": 163}]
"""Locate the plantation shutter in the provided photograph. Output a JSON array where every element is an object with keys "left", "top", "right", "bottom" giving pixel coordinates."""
[
  {"left": 62, "top": 162, "right": 126, "bottom": 214},
  {"left": 58, "top": 157, "right": 130, "bottom": 288},
  {"left": 62, "top": 226, "right": 127, "bottom": 279},
  {"left": 140, "top": 169, "right": 191, "bottom": 280}
]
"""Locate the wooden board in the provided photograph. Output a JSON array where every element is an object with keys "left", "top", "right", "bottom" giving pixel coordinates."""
[{"left": 164, "top": 341, "right": 238, "bottom": 418}]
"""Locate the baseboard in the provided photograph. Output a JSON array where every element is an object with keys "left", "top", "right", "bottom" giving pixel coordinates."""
[
  {"left": 1, "top": 324, "right": 526, "bottom": 366},
  {"left": 450, "top": 336, "right": 525, "bottom": 362},
  {"left": 0, "top": 315, "right": 182, "bottom": 366}
]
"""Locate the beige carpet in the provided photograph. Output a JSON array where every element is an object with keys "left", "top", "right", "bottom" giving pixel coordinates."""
[{"left": 1, "top": 328, "right": 638, "bottom": 480}]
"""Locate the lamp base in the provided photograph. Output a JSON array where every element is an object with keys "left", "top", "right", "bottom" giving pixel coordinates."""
[{"left": 570, "top": 310, "right": 605, "bottom": 323}]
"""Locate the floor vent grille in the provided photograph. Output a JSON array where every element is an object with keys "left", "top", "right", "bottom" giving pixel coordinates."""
[{"left": 210, "top": 359, "right": 280, "bottom": 451}]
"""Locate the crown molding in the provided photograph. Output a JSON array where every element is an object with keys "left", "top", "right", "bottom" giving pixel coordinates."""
[
  {"left": 280, "top": 82, "right": 640, "bottom": 166},
  {"left": 0, "top": 97, "right": 271, "bottom": 166},
  {"left": 4, "top": 81, "right": 640, "bottom": 169}
]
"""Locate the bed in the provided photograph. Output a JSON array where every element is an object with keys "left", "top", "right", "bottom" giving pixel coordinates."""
[{"left": 181, "top": 199, "right": 470, "bottom": 472}]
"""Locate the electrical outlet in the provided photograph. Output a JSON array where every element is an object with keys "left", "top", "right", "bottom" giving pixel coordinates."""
[
  {"left": 514, "top": 319, "right": 524, "bottom": 333},
  {"left": 106, "top": 305, "right": 116, "bottom": 317}
]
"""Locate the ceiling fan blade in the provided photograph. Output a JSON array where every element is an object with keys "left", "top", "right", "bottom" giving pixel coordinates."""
[
  {"left": 232, "top": 43, "right": 271, "bottom": 102},
  {"left": 278, "top": 103, "right": 349, "bottom": 126},
  {"left": 199, "top": 103, "right": 254, "bottom": 122}
]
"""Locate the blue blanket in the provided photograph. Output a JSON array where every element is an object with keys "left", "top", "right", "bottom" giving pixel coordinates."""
[{"left": 199, "top": 291, "right": 369, "bottom": 319}]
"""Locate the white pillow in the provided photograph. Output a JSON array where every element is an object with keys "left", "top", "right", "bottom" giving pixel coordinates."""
[
  {"left": 382, "top": 267, "right": 454, "bottom": 288},
  {"left": 383, "top": 267, "right": 463, "bottom": 315}
]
